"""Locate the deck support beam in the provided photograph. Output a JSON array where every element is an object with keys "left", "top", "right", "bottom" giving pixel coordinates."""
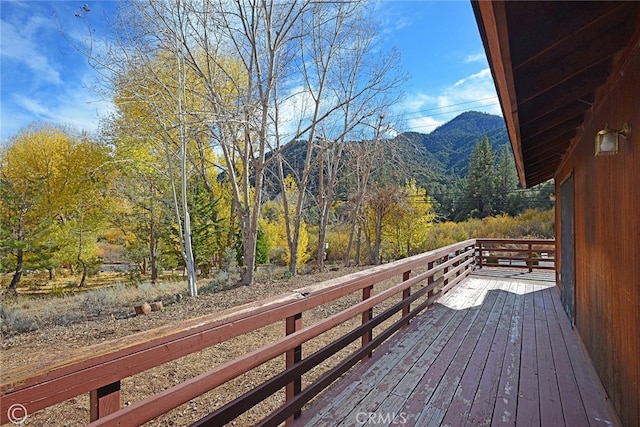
[
  {"left": 285, "top": 312, "right": 303, "bottom": 424},
  {"left": 361, "top": 285, "right": 374, "bottom": 361},
  {"left": 89, "top": 381, "right": 121, "bottom": 421}
]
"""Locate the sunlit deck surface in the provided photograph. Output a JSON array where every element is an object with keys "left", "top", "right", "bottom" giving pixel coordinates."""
[{"left": 294, "top": 269, "right": 617, "bottom": 427}]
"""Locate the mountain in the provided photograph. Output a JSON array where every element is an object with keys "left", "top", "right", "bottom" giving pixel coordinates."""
[
  {"left": 264, "top": 111, "right": 555, "bottom": 221},
  {"left": 392, "top": 111, "right": 509, "bottom": 177},
  {"left": 266, "top": 111, "right": 510, "bottom": 198}
]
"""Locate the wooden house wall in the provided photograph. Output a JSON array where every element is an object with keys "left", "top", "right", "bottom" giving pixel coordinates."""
[{"left": 555, "top": 36, "right": 640, "bottom": 427}]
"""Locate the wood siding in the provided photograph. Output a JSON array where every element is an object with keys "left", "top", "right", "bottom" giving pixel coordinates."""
[{"left": 555, "top": 24, "right": 640, "bottom": 427}]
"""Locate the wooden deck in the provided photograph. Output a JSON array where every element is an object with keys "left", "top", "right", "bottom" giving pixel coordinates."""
[{"left": 293, "top": 271, "right": 618, "bottom": 427}]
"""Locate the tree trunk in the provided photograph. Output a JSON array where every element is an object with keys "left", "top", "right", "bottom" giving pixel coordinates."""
[
  {"left": 317, "top": 221, "right": 328, "bottom": 270},
  {"left": 78, "top": 257, "right": 88, "bottom": 288},
  {"left": 372, "top": 211, "right": 383, "bottom": 265},
  {"left": 290, "top": 242, "right": 299, "bottom": 275},
  {"left": 8, "top": 248, "right": 23, "bottom": 292},
  {"left": 180, "top": 93, "right": 197, "bottom": 297},
  {"left": 316, "top": 151, "right": 336, "bottom": 271},
  {"left": 149, "top": 199, "right": 158, "bottom": 284},
  {"left": 240, "top": 231, "right": 257, "bottom": 285},
  {"left": 77, "top": 214, "right": 87, "bottom": 287},
  {"left": 238, "top": 203, "right": 259, "bottom": 285},
  {"left": 48, "top": 267, "right": 56, "bottom": 281},
  {"left": 8, "top": 203, "right": 25, "bottom": 292},
  {"left": 364, "top": 218, "right": 373, "bottom": 265},
  {"left": 356, "top": 226, "right": 362, "bottom": 266},
  {"left": 344, "top": 208, "right": 361, "bottom": 268},
  {"left": 183, "top": 210, "right": 197, "bottom": 296}
]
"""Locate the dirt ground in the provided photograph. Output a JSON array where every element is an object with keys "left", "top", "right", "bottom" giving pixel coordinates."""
[{"left": 1, "top": 267, "right": 383, "bottom": 426}]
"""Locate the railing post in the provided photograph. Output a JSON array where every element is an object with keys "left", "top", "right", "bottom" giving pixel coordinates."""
[
  {"left": 285, "top": 312, "right": 302, "bottom": 424},
  {"left": 361, "top": 285, "right": 374, "bottom": 361},
  {"left": 443, "top": 255, "right": 450, "bottom": 288},
  {"left": 427, "top": 261, "right": 435, "bottom": 299},
  {"left": 478, "top": 240, "right": 483, "bottom": 269},
  {"left": 528, "top": 242, "right": 533, "bottom": 272},
  {"left": 90, "top": 381, "right": 121, "bottom": 422},
  {"left": 402, "top": 270, "right": 411, "bottom": 327}
]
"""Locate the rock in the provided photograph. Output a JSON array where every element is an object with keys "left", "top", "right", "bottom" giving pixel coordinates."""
[
  {"left": 134, "top": 302, "right": 151, "bottom": 315},
  {"left": 150, "top": 301, "right": 163, "bottom": 312}
]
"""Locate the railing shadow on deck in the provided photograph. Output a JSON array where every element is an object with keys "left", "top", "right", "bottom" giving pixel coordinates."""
[{"left": 0, "top": 239, "right": 554, "bottom": 426}]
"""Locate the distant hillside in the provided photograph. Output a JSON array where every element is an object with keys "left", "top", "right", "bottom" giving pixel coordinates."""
[
  {"left": 263, "top": 110, "right": 555, "bottom": 222},
  {"left": 392, "top": 111, "right": 508, "bottom": 177},
  {"left": 266, "top": 111, "right": 509, "bottom": 197}
]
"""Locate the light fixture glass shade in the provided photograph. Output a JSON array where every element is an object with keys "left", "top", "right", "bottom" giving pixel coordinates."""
[{"left": 595, "top": 128, "right": 618, "bottom": 156}]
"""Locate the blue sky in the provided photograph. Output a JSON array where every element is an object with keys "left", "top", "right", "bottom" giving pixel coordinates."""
[{"left": 0, "top": 0, "right": 500, "bottom": 141}]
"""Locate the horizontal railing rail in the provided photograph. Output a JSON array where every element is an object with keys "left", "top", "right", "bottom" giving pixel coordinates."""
[
  {"left": 476, "top": 238, "right": 556, "bottom": 272},
  {"left": 0, "top": 239, "right": 547, "bottom": 425}
]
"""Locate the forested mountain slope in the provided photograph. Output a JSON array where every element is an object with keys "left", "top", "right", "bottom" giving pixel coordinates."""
[{"left": 269, "top": 110, "right": 551, "bottom": 221}]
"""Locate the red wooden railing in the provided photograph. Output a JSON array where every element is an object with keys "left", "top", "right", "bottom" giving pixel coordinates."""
[
  {"left": 476, "top": 238, "right": 555, "bottom": 272},
  {"left": 0, "top": 239, "right": 549, "bottom": 426}
]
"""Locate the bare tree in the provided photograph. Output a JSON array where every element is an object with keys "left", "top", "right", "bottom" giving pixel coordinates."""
[
  {"left": 342, "top": 115, "right": 390, "bottom": 266},
  {"left": 273, "top": 1, "right": 406, "bottom": 274}
]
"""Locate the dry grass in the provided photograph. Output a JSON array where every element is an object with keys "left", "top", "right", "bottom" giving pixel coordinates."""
[{"left": 0, "top": 267, "right": 271, "bottom": 336}]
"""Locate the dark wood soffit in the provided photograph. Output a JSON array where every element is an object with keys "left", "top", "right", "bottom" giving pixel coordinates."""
[{"left": 472, "top": 1, "right": 639, "bottom": 188}]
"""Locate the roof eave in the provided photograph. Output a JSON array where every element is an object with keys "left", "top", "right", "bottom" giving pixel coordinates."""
[{"left": 472, "top": 0, "right": 528, "bottom": 188}]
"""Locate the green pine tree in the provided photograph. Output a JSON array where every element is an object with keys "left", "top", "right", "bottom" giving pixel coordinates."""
[{"left": 460, "top": 137, "right": 497, "bottom": 219}]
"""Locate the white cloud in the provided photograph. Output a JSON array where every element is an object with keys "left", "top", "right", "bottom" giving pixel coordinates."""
[
  {"left": 464, "top": 53, "right": 486, "bottom": 63},
  {"left": 408, "top": 115, "right": 445, "bottom": 133},
  {"left": 0, "top": 16, "right": 62, "bottom": 84},
  {"left": 402, "top": 93, "right": 436, "bottom": 112},
  {"left": 12, "top": 95, "right": 52, "bottom": 117},
  {"left": 398, "top": 67, "right": 501, "bottom": 133},
  {"left": 0, "top": 2, "right": 116, "bottom": 140},
  {"left": 271, "top": 85, "right": 313, "bottom": 142},
  {"left": 4, "top": 81, "right": 113, "bottom": 139},
  {"left": 374, "top": 1, "right": 421, "bottom": 38},
  {"left": 453, "top": 68, "right": 492, "bottom": 87}
]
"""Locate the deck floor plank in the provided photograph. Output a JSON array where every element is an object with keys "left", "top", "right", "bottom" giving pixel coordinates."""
[
  {"left": 464, "top": 281, "right": 517, "bottom": 427},
  {"left": 534, "top": 287, "right": 565, "bottom": 426},
  {"left": 413, "top": 285, "right": 503, "bottom": 425},
  {"left": 301, "top": 283, "right": 465, "bottom": 426},
  {"left": 548, "top": 283, "right": 616, "bottom": 427},
  {"left": 515, "top": 283, "right": 540, "bottom": 427},
  {"left": 292, "top": 271, "right": 618, "bottom": 427},
  {"left": 541, "top": 287, "right": 589, "bottom": 426},
  {"left": 396, "top": 282, "right": 495, "bottom": 421},
  {"left": 490, "top": 282, "right": 525, "bottom": 426}
]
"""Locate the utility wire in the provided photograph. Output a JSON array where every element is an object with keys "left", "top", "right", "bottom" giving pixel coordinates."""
[{"left": 398, "top": 96, "right": 499, "bottom": 119}]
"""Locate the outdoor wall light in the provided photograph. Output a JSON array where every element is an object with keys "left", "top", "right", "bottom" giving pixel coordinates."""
[{"left": 595, "top": 122, "right": 631, "bottom": 156}]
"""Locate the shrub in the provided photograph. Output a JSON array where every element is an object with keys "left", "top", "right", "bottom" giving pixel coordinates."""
[
  {"left": 50, "top": 283, "right": 67, "bottom": 297},
  {"left": 0, "top": 304, "right": 38, "bottom": 335},
  {"left": 531, "top": 252, "right": 540, "bottom": 266},
  {"left": 256, "top": 228, "right": 269, "bottom": 265},
  {"left": 221, "top": 247, "right": 238, "bottom": 272},
  {"left": 78, "top": 289, "right": 117, "bottom": 316},
  {"left": 200, "top": 271, "right": 235, "bottom": 294}
]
